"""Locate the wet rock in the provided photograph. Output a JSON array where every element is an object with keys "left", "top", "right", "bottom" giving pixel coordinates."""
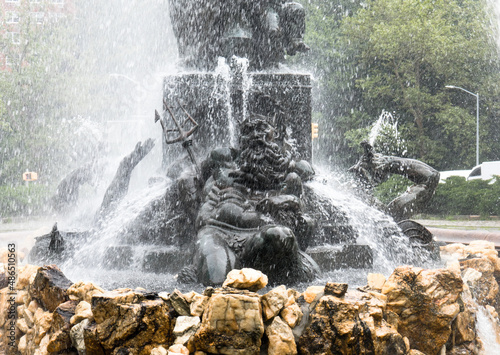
[
  {"left": 222, "top": 268, "right": 268, "bottom": 292},
  {"left": 266, "top": 316, "right": 297, "bottom": 355},
  {"left": 460, "top": 256, "right": 500, "bottom": 312},
  {"left": 70, "top": 318, "right": 89, "bottom": 355},
  {"left": 168, "top": 343, "right": 190, "bottom": 354},
  {"left": 303, "top": 286, "right": 324, "bottom": 303},
  {"left": 298, "top": 292, "right": 406, "bottom": 355},
  {"left": 47, "top": 300, "right": 78, "bottom": 352},
  {"left": 173, "top": 315, "right": 200, "bottom": 345},
  {"left": 151, "top": 346, "right": 168, "bottom": 355},
  {"left": 17, "top": 264, "right": 40, "bottom": 290},
  {"left": 170, "top": 289, "right": 191, "bottom": 316},
  {"left": 91, "top": 289, "right": 174, "bottom": 353},
  {"left": 30, "top": 265, "right": 73, "bottom": 312},
  {"left": 67, "top": 281, "right": 105, "bottom": 303},
  {"left": 190, "top": 293, "right": 208, "bottom": 317},
  {"left": 83, "top": 321, "right": 106, "bottom": 355},
  {"left": 280, "top": 302, "right": 303, "bottom": 328},
  {"left": 367, "top": 273, "right": 386, "bottom": 292},
  {"left": 70, "top": 300, "right": 93, "bottom": 324},
  {"left": 193, "top": 288, "right": 264, "bottom": 354},
  {"left": 324, "top": 282, "right": 348, "bottom": 297},
  {"left": 382, "top": 266, "right": 463, "bottom": 355},
  {"left": 261, "top": 285, "right": 288, "bottom": 321}
]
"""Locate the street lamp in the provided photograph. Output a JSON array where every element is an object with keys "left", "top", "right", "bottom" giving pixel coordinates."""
[{"left": 445, "top": 85, "right": 480, "bottom": 166}]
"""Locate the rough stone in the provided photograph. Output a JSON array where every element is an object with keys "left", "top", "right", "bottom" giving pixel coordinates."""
[
  {"left": 298, "top": 292, "right": 407, "bottom": 355},
  {"left": 190, "top": 294, "right": 209, "bottom": 317},
  {"left": 324, "top": 282, "right": 348, "bottom": 297},
  {"left": 222, "top": 268, "right": 268, "bottom": 292},
  {"left": 303, "top": 286, "right": 324, "bottom": 303},
  {"left": 170, "top": 289, "right": 191, "bottom": 316},
  {"left": 173, "top": 316, "right": 200, "bottom": 345},
  {"left": 382, "top": 266, "right": 463, "bottom": 355},
  {"left": 70, "top": 300, "right": 93, "bottom": 324},
  {"left": 266, "top": 316, "right": 297, "bottom": 355},
  {"left": 460, "top": 256, "right": 500, "bottom": 312},
  {"left": 367, "top": 273, "right": 386, "bottom": 291},
  {"left": 67, "top": 281, "right": 105, "bottom": 303},
  {"left": 91, "top": 289, "right": 174, "bottom": 353},
  {"left": 70, "top": 318, "right": 89, "bottom": 355},
  {"left": 168, "top": 344, "right": 190, "bottom": 354},
  {"left": 17, "top": 264, "right": 40, "bottom": 290},
  {"left": 151, "top": 346, "right": 168, "bottom": 355},
  {"left": 280, "top": 302, "right": 303, "bottom": 328},
  {"left": 261, "top": 285, "right": 288, "bottom": 321},
  {"left": 193, "top": 288, "right": 264, "bottom": 354},
  {"left": 30, "top": 265, "right": 73, "bottom": 312}
]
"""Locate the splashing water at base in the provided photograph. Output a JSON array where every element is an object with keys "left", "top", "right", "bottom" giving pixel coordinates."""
[
  {"left": 307, "top": 169, "right": 440, "bottom": 280},
  {"left": 476, "top": 306, "right": 500, "bottom": 354}
]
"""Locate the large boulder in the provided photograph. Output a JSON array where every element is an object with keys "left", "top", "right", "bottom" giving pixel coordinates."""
[
  {"left": 88, "top": 289, "right": 175, "bottom": 354},
  {"left": 298, "top": 290, "right": 407, "bottom": 355},
  {"left": 30, "top": 265, "right": 73, "bottom": 312},
  {"left": 193, "top": 287, "right": 264, "bottom": 354},
  {"left": 382, "top": 266, "right": 463, "bottom": 355}
]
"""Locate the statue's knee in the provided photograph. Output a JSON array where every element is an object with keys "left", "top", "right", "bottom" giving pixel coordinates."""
[{"left": 263, "top": 226, "right": 297, "bottom": 252}]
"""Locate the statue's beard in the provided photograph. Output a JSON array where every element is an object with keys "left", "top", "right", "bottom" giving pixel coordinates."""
[{"left": 232, "top": 139, "right": 290, "bottom": 189}]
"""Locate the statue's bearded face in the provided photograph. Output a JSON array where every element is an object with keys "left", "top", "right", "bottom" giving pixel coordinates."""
[{"left": 235, "top": 117, "right": 290, "bottom": 188}]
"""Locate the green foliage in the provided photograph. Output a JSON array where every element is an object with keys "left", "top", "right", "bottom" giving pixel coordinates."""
[
  {"left": 428, "top": 176, "right": 500, "bottom": 216},
  {"left": 0, "top": 184, "right": 51, "bottom": 217},
  {"left": 300, "top": 0, "right": 500, "bottom": 170},
  {"left": 373, "top": 175, "right": 412, "bottom": 205}
]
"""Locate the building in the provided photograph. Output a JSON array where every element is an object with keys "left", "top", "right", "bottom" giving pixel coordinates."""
[{"left": 0, "top": 0, "right": 75, "bottom": 71}]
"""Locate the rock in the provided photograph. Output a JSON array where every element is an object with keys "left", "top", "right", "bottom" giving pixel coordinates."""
[
  {"left": 30, "top": 265, "right": 73, "bottom": 312},
  {"left": 91, "top": 289, "right": 174, "bottom": 353},
  {"left": 190, "top": 294, "right": 209, "bottom": 317},
  {"left": 17, "top": 317, "right": 29, "bottom": 334},
  {"left": 170, "top": 289, "right": 191, "bottom": 316},
  {"left": 193, "top": 288, "right": 264, "bottom": 354},
  {"left": 34, "top": 308, "right": 53, "bottom": 345},
  {"left": 222, "top": 268, "right": 268, "bottom": 291},
  {"left": 460, "top": 256, "right": 500, "bottom": 312},
  {"left": 173, "top": 316, "right": 200, "bottom": 345},
  {"left": 83, "top": 321, "right": 106, "bottom": 355},
  {"left": 17, "top": 264, "right": 40, "bottom": 290},
  {"left": 382, "top": 266, "right": 463, "bottom": 355},
  {"left": 70, "top": 318, "right": 89, "bottom": 355},
  {"left": 151, "top": 346, "right": 168, "bottom": 355},
  {"left": 70, "top": 300, "right": 93, "bottom": 324},
  {"left": 19, "top": 334, "right": 28, "bottom": 353},
  {"left": 67, "top": 281, "right": 105, "bottom": 303},
  {"left": 280, "top": 302, "right": 303, "bottom": 328},
  {"left": 266, "top": 316, "right": 297, "bottom": 355},
  {"left": 28, "top": 299, "right": 40, "bottom": 314},
  {"left": 47, "top": 300, "right": 79, "bottom": 352},
  {"left": 303, "top": 286, "right": 324, "bottom": 303},
  {"left": 261, "top": 285, "right": 288, "bottom": 321},
  {"left": 168, "top": 344, "right": 190, "bottom": 354},
  {"left": 367, "top": 273, "right": 386, "bottom": 291},
  {"left": 298, "top": 292, "right": 407, "bottom": 355},
  {"left": 324, "top": 282, "right": 348, "bottom": 297}
]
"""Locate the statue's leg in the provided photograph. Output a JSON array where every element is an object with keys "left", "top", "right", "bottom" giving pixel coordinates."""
[
  {"left": 387, "top": 184, "right": 430, "bottom": 221},
  {"left": 242, "top": 226, "right": 319, "bottom": 283},
  {"left": 195, "top": 228, "right": 235, "bottom": 285}
]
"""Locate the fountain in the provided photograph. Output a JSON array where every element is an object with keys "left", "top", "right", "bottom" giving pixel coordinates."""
[
  {"left": 27, "top": 0, "right": 439, "bottom": 289},
  {"left": 4, "top": 1, "right": 500, "bottom": 355}
]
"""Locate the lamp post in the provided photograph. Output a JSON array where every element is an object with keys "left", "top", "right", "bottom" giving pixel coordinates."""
[{"left": 445, "top": 85, "right": 480, "bottom": 166}]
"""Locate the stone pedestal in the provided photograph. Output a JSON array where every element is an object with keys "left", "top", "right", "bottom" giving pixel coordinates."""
[{"left": 162, "top": 71, "right": 312, "bottom": 166}]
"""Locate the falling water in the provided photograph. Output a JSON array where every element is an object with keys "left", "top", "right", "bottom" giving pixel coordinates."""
[{"left": 368, "top": 110, "right": 407, "bottom": 156}]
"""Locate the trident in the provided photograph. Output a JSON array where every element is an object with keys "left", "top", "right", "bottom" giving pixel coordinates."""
[{"left": 155, "top": 98, "right": 201, "bottom": 177}]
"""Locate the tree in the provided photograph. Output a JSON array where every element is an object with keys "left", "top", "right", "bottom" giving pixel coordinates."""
[{"left": 299, "top": 0, "right": 500, "bottom": 170}]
